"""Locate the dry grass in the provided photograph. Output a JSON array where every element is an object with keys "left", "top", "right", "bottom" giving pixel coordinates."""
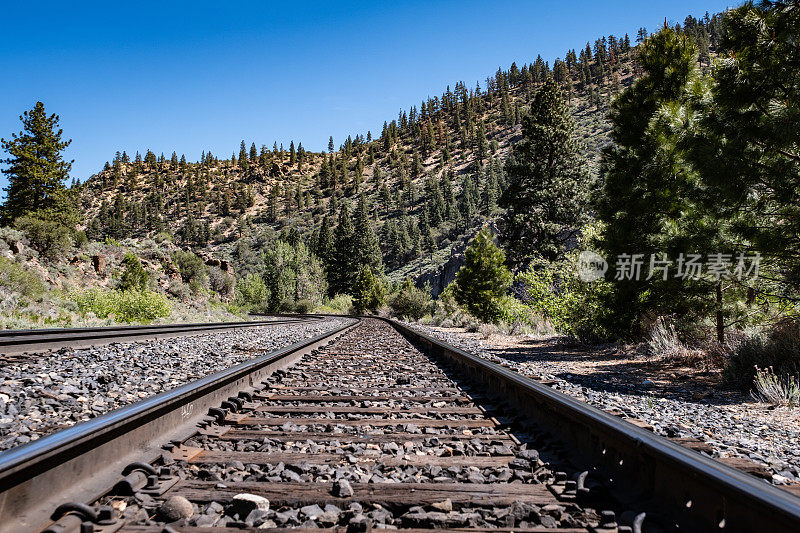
[{"left": 752, "top": 366, "right": 800, "bottom": 408}]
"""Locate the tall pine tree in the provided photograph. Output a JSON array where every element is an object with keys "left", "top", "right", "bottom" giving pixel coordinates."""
[
  {"left": 499, "top": 78, "right": 592, "bottom": 269},
  {"left": 1, "top": 102, "right": 73, "bottom": 224}
]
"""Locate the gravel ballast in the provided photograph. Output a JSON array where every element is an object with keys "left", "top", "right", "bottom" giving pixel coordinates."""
[
  {"left": 0, "top": 318, "right": 352, "bottom": 451},
  {"left": 409, "top": 324, "right": 800, "bottom": 486}
]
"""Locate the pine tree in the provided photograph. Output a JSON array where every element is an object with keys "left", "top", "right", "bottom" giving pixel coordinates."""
[
  {"left": 595, "top": 27, "right": 722, "bottom": 337},
  {"left": 454, "top": 229, "right": 512, "bottom": 323},
  {"left": 328, "top": 136, "right": 335, "bottom": 153},
  {"left": 686, "top": 1, "right": 800, "bottom": 289},
  {"left": 315, "top": 215, "right": 334, "bottom": 267},
  {"left": 1, "top": 102, "right": 73, "bottom": 223},
  {"left": 352, "top": 265, "right": 386, "bottom": 313},
  {"left": 239, "top": 141, "right": 248, "bottom": 170},
  {"left": 353, "top": 195, "right": 384, "bottom": 275},
  {"left": 419, "top": 205, "right": 435, "bottom": 252},
  {"left": 500, "top": 78, "right": 592, "bottom": 268},
  {"left": 329, "top": 203, "right": 356, "bottom": 296}
]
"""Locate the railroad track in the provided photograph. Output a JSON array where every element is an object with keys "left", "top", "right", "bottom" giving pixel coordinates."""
[
  {"left": 1, "top": 318, "right": 799, "bottom": 532},
  {"left": 0, "top": 317, "right": 321, "bottom": 359}
]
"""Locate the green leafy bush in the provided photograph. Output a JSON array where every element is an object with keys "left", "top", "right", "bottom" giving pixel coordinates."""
[
  {"left": 73, "top": 289, "right": 170, "bottom": 323},
  {"left": 317, "top": 294, "right": 353, "bottom": 314},
  {"left": 172, "top": 250, "right": 207, "bottom": 289},
  {"left": 723, "top": 320, "right": 800, "bottom": 390},
  {"left": 389, "top": 279, "right": 432, "bottom": 320},
  {"left": 0, "top": 257, "right": 46, "bottom": 300},
  {"left": 14, "top": 216, "right": 73, "bottom": 259},
  {"left": 294, "top": 299, "right": 315, "bottom": 314},
  {"left": 235, "top": 273, "right": 269, "bottom": 312},
  {"left": 118, "top": 253, "right": 149, "bottom": 291},
  {"left": 515, "top": 254, "right": 613, "bottom": 341}
]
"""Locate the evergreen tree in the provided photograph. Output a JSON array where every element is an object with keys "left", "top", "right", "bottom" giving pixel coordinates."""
[
  {"left": 315, "top": 215, "right": 334, "bottom": 267},
  {"left": 686, "top": 1, "right": 800, "bottom": 290},
  {"left": 419, "top": 205, "right": 435, "bottom": 252},
  {"left": 119, "top": 252, "right": 149, "bottom": 291},
  {"left": 454, "top": 229, "right": 512, "bottom": 322},
  {"left": 238, "top": 141, "right": 248, "bottom": 170},
  {"left": 353, "top": 195, "right": 384, "bottom": 275},
  {"left": 329, "top": 203, "right": 356, "bottom": 296},
  {"left": 1, "top": 102, "right": 73, "bottom": 223},
  {"left": 595, "top": 27, "right": 723, "bottom": 337},
  {"left": 352, "top": 265, "right": 386, "bottom": 313},
  {"left": 500, "top": 78, "right": 592, "bottom": 268}
]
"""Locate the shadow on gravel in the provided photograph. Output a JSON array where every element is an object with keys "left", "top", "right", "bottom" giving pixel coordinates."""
[{"left": 484, "top": 341, "right": 747, "bottom": 407}]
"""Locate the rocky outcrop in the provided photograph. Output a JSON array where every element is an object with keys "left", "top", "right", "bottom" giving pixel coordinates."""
[{"left": 415, "top": 250, "right": 464, "bottom": 297}]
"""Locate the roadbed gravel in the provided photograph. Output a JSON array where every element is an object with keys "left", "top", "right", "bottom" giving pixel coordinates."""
[
  {"left": 0, "top": 317, "right": 352, "bottom": 451},
  {"left": 409, "top": 323, "right": 800, "bottom": 487}
]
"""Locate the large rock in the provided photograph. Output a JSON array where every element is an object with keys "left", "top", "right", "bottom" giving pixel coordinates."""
[
  {"left": 230, "top": 493, "right": 270, "bottom": 518},
  {"left": 91, "top": 254, "right": 106, "bottom": 275},
  {"left": 158, "top": 495, "right": 194, "bottom": 521}
]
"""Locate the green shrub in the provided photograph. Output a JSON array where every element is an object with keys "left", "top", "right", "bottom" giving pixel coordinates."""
[
  {"left": 723, "top": 320, "right": 800, "bottom": 389},
  {"left": 73, "top": 289, "right": 170, "bottom": 323},
  {"left": 235, "top": 273, "right": 269, "bottom": 311},
  {"left": 515, "top": 256, "right": 613, "bottom": 341},
  {"left": 118, "top": 253, "right": 149, "bottom": 291},
  {"left": 172, "top": 250, "right": 207, "bottom": 288},
  {"left": 167, "top": 280, "right": 191, "bottom": 301},
  {"left": 389, "top": 279, "right": 432, "bottom": 320},
  {"left": 14, "top": 216, "right": 73, "bottom": 260},
  {"left": 453, "top": 230, "right": 512, "bottom": 323},
  {"left": 294, "top": 299, "right": 315, "bottom": 314},
  {"left": 208, "top": 267, "right": 235, "bottom": 298},
  {"left": 0, "top": 257, "right": 46, "bottom": 300},
  {"left": 496, "top": 295, "right": 538, "bottom": 328},
  {"left": 317, "top": 294, "right": 353, "bottom": 314},
  {"left": 73, "top": 230, "right": 89, "bottom": 248}
]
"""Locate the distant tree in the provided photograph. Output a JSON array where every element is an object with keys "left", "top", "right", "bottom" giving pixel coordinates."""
[
  {"left": 475, "top": 121, "right": 488, "bottom": 165},
  {"left": 500, "top": 78, "right": 592, "bottom": 269},
  {"left": 352, "top": 265, "right": 386, "bottom": 313},
  {"left": 454, "top": 229, "right": 512, "bottom": 323},
  {"left": 329, "top": 203, "right": 356, "bottom": 296},
  {"left": 353, "top": 195, "right": 384, "bottom": 275},
  {"left": 238, "top": 141, "right": 248, "bottom": 170},
  {"left": 1, "top": 101, "right": 73, "bottom": 224},
  {"left": 315, "top": 214, "right": 334, "bottom": 266},
  {"left": 328, "top": 136, "right": 335, "bottom": 153}
]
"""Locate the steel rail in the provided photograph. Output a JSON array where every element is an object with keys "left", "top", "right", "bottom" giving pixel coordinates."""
[
  {"left": 0, "top": 316, "right": 320, "bottom": 356},
  {"left": 0, "top": 318, "right": 357, "bottom": 532},
  {"left": 386, "top": 318, "right": 800, "bottom": 532}
]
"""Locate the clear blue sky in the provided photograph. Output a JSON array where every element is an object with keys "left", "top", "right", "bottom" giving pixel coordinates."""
[{"left": 0, "top": 0, "right": 733, "bottom": 193}]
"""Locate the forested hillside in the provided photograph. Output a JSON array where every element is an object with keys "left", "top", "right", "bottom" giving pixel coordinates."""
[{"left": 77, "top": 14, "right": 721, "bottom": 294}]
